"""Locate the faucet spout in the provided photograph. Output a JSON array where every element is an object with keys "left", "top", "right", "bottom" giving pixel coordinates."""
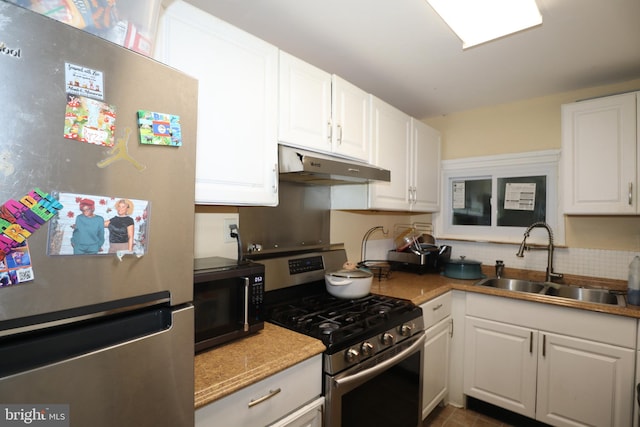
[{"left": 516, "top": 222, "right": 563, "bottom": 283}]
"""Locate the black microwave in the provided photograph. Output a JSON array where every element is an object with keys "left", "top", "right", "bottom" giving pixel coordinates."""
[{"left": 194, "top": 257, "right": 265, "bottom": 353}]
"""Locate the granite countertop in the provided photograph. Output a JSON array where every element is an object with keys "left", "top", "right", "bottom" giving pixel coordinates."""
[
  {"left": 194, "top": 322, "right": 325, "bottom": 409},
  {"left": 194, "top": 267, "right": 640, "bottom": 409},
  {"left": 372, "top": 268, "right": 640, "bottom": 318}
]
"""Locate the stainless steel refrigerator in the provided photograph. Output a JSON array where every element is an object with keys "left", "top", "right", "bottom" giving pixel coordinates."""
[{"left": 0, "top": 3, "right": 197, "bottom": 426}]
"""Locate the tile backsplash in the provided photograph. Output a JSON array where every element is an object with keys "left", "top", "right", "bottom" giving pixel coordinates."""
[
  {"left": 366, "top": 238, "right": 636, "bottom": 281},
  {"left": 440, "top": 240, "right": 634, "bottom": 281}
]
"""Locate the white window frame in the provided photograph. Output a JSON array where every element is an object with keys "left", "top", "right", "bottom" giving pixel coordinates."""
[{"left": 434, "top": 150, "right": 564, "bottom": 245}]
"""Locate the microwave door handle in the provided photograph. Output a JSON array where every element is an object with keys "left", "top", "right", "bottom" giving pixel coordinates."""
[{"left": 243, "top": 277, "right": 250, "bottom": 332}]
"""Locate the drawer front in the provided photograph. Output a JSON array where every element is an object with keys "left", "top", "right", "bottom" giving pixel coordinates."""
[
  {"left": 196, "top": 355, "right": 322, "bottom": 427},
  {"left": 421, "top": 292, "right": 452, "bottom": 329}
]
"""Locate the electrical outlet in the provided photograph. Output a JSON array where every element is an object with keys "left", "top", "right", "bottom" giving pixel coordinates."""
[{"left": 223, "top": 218, "right": 236, "bottom": 243}]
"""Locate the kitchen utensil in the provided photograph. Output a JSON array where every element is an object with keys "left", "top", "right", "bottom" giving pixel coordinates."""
[
  {"left": 357, "top": 260, "right": 392, "bottom": 280},
  {"left": 443, "top": 256, "right": 484, "bottom": 279},
  {"left": 394, "top": 227, "right": 420, "bottom": 252},
  {"left": 325, "top": 268, "right": 374, "bottom": 298}
]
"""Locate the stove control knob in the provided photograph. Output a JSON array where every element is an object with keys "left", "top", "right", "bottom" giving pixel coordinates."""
[
  {"left": 360, "top": 342, "right": 375, "bottom": 358},
  {"left": 399, "top": 323, "right": 413, "bottom": 337},
  {"left": 345, "top": 348, "right": 359, "bottom": 363},
  {"left": 381, "top": 332, "right": 395, "bottom": 346}
]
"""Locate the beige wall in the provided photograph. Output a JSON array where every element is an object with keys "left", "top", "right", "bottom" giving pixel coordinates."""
[
  {"left": 425, "top": 78, "right": 640, "bottom": 251},
  {"left": 329, "top": 211, "right": 432, "bottom": 263}
]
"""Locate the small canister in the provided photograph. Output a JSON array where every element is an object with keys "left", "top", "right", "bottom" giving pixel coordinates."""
[{"left": 627, "top": 256, "right": 640, "bottom": 306}]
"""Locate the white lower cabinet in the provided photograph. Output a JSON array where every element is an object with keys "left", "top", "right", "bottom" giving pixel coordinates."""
[
  {"left": 421, "top": 292, "right": 452, "bottom": 419},
  {"left": 464, "top": 317, "right": 537, "bottom": 417},
  {"left": 195, "top": 355, "right": 322, "bottom": 427},
  {"left": 537, "top": 332, "right": 633, "bottom": 427},
  {"left": 464, "top": 293, "right": 636, "bottom": 427}
]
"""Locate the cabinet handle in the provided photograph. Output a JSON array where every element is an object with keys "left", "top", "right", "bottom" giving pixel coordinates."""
[
  {"left": 248, "top": 388, "right": 282, "bottom": 408},
  {"left": 542, "top": 334, "right": 546, "bottom": 357},
  {"left": 449, "top": 318, "right": 454, "bottom": 338},
  {"left": 408, "top": 187, "right": 416, "bottom": 203},
  {"left": 432, "top": 303, "right": 443, "bottom": 311},
  {"left": 327, "top": 122, "right": 332, "bottom": 143},
  {"left": 337, "top": 124, "right": 343, "bottom": 145},
  {"left": 529, "top": 331, "right": 533, "bottom": 354},
  {"left": 272, "top": 164, "right": 278, "bottom": 194},
  {"left": 629, "top": 182, "right": 633, "bottom": 206}
]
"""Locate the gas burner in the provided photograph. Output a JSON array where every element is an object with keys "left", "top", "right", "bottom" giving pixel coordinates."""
[
  {"left": 266, "top": 291, "right": 423, "bottom": 355},
  {"left": 319, "top": 322, "right": 340, "bottom": 334}
]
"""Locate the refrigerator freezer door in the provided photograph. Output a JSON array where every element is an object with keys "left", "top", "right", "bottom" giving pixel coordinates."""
[
  {"left": 0, "top": 4, "right": 197, "bottom": 320},
  {"left": 0, "top": 305, "right": 195, "bottom": 427}
]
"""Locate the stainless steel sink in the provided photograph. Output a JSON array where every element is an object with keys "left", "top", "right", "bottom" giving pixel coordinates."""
[
  {"left": 475, "top": 277, "right": 625, "bottom": 307},
  {"left": 475, "top": 277, "right": 546, "bottom": 294},
  {"left": 545, "top": 285, "right": 624, "bottom": 306}
]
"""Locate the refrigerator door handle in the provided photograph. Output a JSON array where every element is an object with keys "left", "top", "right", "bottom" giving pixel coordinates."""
[
  {"left": 0, "top": 291, "right": 171, "bottom": 338},
  {"left": 0, "top": 303, "right": 178, "bottom": 379}
]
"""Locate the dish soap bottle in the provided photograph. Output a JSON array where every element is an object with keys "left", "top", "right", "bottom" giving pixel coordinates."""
[{"left": 628, "top": 256, "right": 640, "bottom": 306}]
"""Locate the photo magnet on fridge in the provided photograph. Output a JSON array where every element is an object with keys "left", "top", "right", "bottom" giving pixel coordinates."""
[
  {"left": 47, "top": 192, "right": 150, "bottom": 257},
  {"left": 64, "top": 94, "right": 116, "bottom": 147},
  {"left": 137, "top": 110, "right": 183, "bottom": 146}
]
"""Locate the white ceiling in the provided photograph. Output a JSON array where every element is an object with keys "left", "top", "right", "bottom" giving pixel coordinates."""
[{"left": 182, "top": 0, "right": 640, "bottom": 119}]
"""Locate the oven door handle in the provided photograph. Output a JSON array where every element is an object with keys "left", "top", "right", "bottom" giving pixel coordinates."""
[{"left": 333, "top": 332, "right": 425, "bottom": 389}]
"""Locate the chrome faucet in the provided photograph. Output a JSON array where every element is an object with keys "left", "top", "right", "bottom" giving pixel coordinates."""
[
  {"left": 495, "top": 260, "right": 505, "bottom": 278},
  {"left": 516, "top": 222, "right": 563, "bottom": 283},
  {"left": 360, "top": 225, "right": 388, "bottom": 263}
]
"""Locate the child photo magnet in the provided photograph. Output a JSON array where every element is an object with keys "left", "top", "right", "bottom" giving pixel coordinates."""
[{"left": 137, "top": 110, "right": 183, "bottom": 146}]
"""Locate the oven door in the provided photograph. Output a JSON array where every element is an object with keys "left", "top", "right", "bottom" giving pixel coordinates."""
[{"left": 325, "top": 332, "right": 425, "bottom": 427}]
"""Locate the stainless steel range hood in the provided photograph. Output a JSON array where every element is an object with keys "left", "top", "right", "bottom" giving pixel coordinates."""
[{"left": 278, "top": 145, "right": 390, "bottom": 185}]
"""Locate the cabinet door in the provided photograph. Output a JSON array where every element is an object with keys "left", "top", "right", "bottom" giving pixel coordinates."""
[
  {"left": 536, "top": 332, "right": 634, "bottom": 427},
  {"left": 464, "top": 317, "right": 537, "bottom": 418},
  {"left": 278, "top": 52, "right": 332, "bottom": 153},
  {"left": 155, "top": 0, "right": 278, "bottom": 206},
  {"left": 423, "top": 316, "right": 451, "bottom": 419},
  {"left": 411, "top": 119, "right": 441, "bottom": 212},
  {"left": 331, "top": 76, "right": 370, "bottom": 162},
  {"left": 561, "top": 92, "right": 637, "bottom": 214},
  {"left": 368, "top": 96, "right": 412, "bottom": 210}
]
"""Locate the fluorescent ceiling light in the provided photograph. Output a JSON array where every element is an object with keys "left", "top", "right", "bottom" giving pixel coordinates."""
[{"left": 427, "top": 0, "right": 542, "bottom": 49}]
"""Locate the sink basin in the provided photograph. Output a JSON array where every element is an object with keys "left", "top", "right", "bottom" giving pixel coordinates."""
[
  {"left": 474, "top": 278, "right": 625, "bottom": 307},
  {"left": 545, "top": 285, "right": 624, "bottom": 306},
  {"left": 475, "top": 277, "right": 546, "bottom": 294}
]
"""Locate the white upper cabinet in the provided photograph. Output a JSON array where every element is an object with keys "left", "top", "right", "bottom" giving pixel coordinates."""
[
  {"left": 278, "top": 51, "right": 332, "bottom": 152},
  {"left": 331, "top": 75, "right": 371, "bottom": 161},
  {"left": 368, "top": 98, "right": 441, "bottom": 212},
  {"left": 155, "top": 0, "right": 279, "bottom": 206},
  {"left": 561, "top": 92, "right": 638, "bottom": 214},
  {"left": 411, "top": 118, "right": 441, "bottom": 212},
  {"left": 368, "top": 96, "right": 413, "bottom": 209},
  {"left": 278, "top": 51, "right": 370, "bottom": 162},
  {"left": 332, "top": 98, "right": 441, "bottom": 212}
]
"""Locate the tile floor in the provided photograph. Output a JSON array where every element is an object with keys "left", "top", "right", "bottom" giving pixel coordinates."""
[
  {"left": 422, "top": 399, "right": 550, "bottom": 427},
  {"left": 422, "top": 405, "right": 511, "bottom": 427}
]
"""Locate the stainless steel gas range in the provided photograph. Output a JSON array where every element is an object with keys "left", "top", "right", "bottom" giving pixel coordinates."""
[{"left": 256, "top": 248, "right": 425, "bottom": 427}]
